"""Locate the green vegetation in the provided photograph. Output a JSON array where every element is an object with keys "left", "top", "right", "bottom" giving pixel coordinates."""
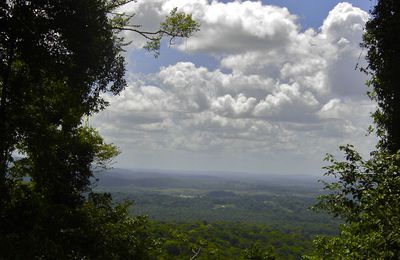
[
  {"left": 151, "top": 221, "right": 312, "bottom": 259},
  {"left": 95, "top": 170, "right": 339, "bottom": 259},
  {"left": 310, "top": 147, "right": 400, "bottom": 258},
  {"left": 0, "top": 1, "right": 198, "bottom": 258},
  {"left": 97, "top": 171, "right": 338, "bottom": 234},
  {"left": 362, "top": 0, "right": 400, "bottom": 153}
]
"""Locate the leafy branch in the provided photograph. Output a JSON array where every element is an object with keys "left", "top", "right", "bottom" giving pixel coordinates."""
[{"left": 111, "top": 7, "right": 200, "bottom": 57}]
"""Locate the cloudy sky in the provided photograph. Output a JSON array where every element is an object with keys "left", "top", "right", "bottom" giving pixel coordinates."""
[{"left": 93, "top": 0, "right": 378, "bottom": 175}]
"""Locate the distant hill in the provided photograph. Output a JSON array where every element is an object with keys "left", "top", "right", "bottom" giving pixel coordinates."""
[
  {"left": 92, "top": 168, "right": 339, "bottom": 236},
  {"left": 93, "top": 168, "right": 325, "bottom": 194}
]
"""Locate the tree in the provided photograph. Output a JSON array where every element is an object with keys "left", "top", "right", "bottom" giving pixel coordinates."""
[
  {"left": 309, "top": 146, "right": 400, "bottom": 259},
  {"left": 0, "top": 0, "right": 199, "bottom": 258},
  {"left": 309, "top": 1, "right": 400, "bottom": 258},
  {"left": 362, "top": 0, "right": 400, "bottom": 153}
]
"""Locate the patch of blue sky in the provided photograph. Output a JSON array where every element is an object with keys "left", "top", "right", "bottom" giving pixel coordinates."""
[
  {"left": 231, "top": 0, "right": 374, "bottom": 30},
  {"left": 126, "top": 42, "right": 220, "bottom": 74}
]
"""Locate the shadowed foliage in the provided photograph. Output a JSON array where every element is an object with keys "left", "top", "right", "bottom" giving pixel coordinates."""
[{"left": 0, "top": 1, "right": 198, "bottom": 258}]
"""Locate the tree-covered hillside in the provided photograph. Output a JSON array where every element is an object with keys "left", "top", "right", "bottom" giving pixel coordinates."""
[{"left": 94, "top": 169, "right": 339, "bottom": 259}]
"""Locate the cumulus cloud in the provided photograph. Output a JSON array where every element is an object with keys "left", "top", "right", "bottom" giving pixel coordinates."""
[
  {"left": 212, "top": 94, "right": 257, "bottom": 118},
  {"left": 321, "top": 3, "right": 369, "bottom": 45},
  {"left": 175, "top": 0, "right": 298, "bottom": 54},
  {"left": 252, "top": 83, "right": 319, "bottom": 122},
  {"left": 93, "top": 1, "right": 376, "bottom": 174}
]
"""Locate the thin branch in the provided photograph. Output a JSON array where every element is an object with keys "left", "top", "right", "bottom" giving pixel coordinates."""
[
  {"left": 112, "top": 27, "right": 159, "bottom": 40},
  {"left": 190, "top": 247, "right": 201, "bottom": 260},
  {"left": 112, "top": 27, "right": 186, "bottom": 40}
]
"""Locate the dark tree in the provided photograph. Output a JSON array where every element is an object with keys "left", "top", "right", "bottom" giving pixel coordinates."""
[
  {"left": 0, "top": 0, "right": 198, "bottom": 258},
  {"left": 362, "top": 0, "right": 400, "bottom": 153},
  {"left": 0, "top": 0, "right": 127, "bottom": 207}
]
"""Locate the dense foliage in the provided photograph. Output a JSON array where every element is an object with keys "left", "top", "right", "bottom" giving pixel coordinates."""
[
  {"left": 310, "top": 146, "right": 400, "bottom": 258},
  {"left": 151, "top": 221, "right": 310, "bottom": 259},
  {"left": 362, "top": 0, "right": 400, "bottom": 153},
  {"left": 0, "top": 0, "right": 198, "bottom": 258},
  {"left": 311, "top": 1, "right": 400, "bottom": 258}
]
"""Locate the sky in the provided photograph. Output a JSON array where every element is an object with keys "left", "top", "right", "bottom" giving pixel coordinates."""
[{"left": 92, "top": 0, "right": 378, "bottom": 175}]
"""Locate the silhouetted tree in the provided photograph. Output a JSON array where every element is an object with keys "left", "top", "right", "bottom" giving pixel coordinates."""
[{"left": 0, "top": 0, "right": 198, "bottom": 258}]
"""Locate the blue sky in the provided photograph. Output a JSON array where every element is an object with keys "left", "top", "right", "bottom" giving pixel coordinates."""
[
  {"left": 261, "top": 0, "right": 374, "bottom": 28},
  {"left": 94, "top": 0, "right": 377, "bottom": 175}
]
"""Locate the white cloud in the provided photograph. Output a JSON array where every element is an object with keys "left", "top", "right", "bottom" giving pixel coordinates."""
[
  {"left": 93, "top": 1, "right": 376, "bottom": 174},
  {"left": 176, "top": 0, "right": 298, "bottom": 54},
  {"left": 321, "top": 3, "right": 369, "bottom": 45},
  {"left": 212, "top": 94, "right": 257, "bottom": 118},
  {"left": 252, "top": 83, "right": 319, "bottom": 122}
]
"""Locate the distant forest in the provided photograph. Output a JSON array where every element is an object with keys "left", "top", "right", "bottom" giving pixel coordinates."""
[{"left": 94, "top": 169, "right": 339, "bottom": 259}]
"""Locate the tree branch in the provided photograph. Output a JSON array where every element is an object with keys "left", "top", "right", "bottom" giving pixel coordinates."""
[
  {"left": 190, "top": 247, "right": 201, "bottom": 260},
  {"left": 113, "top": 26, "right": 186, "bottom": 37}
]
